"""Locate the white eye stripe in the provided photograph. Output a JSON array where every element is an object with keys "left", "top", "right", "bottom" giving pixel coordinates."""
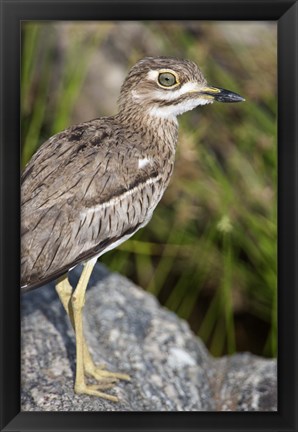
[
  {"left": 147, "top": 70, "right": 160, "bottom": 81},
  {"left": 146, "top": 70, "right": 205, "bottom": 101},
  {"left": 153, "top": 82, "right": 201, "bottom": 101}
]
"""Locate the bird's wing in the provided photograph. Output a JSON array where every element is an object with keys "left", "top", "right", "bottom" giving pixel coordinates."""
[{"left": 21, "top": 119, "right": 162, "bottom": 290}]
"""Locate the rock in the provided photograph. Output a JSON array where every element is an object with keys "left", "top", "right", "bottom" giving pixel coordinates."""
[{"left": 21, "top": 263, "right": 277, "bottom": 411}]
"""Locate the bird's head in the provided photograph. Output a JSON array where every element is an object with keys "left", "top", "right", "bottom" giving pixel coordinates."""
[{"left": 118, "top": 56, "right": 244, "bottom": 122}]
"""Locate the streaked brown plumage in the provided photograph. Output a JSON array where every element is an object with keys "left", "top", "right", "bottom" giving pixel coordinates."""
[
  {"left": 21, "top": 56, "right": 244, "bottom": 400},
  {"left": 21, "top": 116, "right": 176, "bottom": 289}
]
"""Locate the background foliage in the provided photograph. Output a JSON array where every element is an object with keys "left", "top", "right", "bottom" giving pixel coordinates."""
[{"left": 21, "top": 21, "right": 277, "bottom": 357}]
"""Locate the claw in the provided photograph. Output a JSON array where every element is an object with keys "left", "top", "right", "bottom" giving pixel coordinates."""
[
  {"left": 75, "top": 383, "right": 119, "bottom": 402},
  {"left": 88, "top": 382, "right": 118, "bottom": 391},
  {"left": 85, "top": 361, "right": 130, "bottom": 382}
]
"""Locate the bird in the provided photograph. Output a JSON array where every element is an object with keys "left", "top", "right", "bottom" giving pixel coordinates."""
[{"left": 21, "top": 56, "right": 244, "bottom": 401}]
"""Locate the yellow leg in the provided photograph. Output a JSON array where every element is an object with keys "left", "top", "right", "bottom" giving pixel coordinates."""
[
  {"left": 55, "top": 276, "right": 108, "bottom": 378},
  {"left": 56, "top": 259, "right": 130, "bottom": 401}
]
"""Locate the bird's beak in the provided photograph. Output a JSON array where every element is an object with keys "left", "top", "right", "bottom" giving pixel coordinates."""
[{"left": 199, "top": 86, "right": 245, "bottom": 103}]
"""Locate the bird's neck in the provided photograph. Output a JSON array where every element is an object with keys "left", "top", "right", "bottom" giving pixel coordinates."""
[{"left": 115, "top": 107, "right": 179, "bottom": 156}]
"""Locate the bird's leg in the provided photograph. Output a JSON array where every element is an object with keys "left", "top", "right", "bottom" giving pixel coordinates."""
[
  {"left": 71, "top": 260, "right": 117, "bottom": 400},
  {"left": 56, "top": 274, "right": 130, "bottom": 385},
  {"left": 70, "top": 259, "right": 129, "bottom": 400},
  {"left": 55, "top": 276, "right": 108, "bottom": 376}
]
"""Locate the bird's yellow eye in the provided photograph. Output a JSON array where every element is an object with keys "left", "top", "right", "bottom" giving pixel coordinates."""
[{"left": 158, "top": 72, "right": 177, "bottom": 87}]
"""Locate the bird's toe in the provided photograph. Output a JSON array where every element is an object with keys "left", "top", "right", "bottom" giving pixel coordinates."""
[{"left": 75, "top": 382, "right": 119, "bottom": 402}]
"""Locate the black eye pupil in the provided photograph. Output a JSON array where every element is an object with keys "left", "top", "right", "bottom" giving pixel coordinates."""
[{"left": 158, "top": 72, "right": 177, "bottom": 87}]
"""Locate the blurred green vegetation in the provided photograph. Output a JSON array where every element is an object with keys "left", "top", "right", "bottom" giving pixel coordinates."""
[{"left": 21, "top": 21, "right": 277, "bottom": 358}]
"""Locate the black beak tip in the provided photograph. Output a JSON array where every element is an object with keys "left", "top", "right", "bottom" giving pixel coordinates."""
[{"left": 215, "top": 88, "right": 245, "bottom": 103}]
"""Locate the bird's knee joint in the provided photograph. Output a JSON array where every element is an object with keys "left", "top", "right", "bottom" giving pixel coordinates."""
[{"left": 71, "top": 294, "right": 84, "bottom": 310}]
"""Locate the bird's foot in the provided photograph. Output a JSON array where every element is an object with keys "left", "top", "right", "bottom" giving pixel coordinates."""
[
  {"left": 75, "top": 382, "right": 119, "bottom": 402},
  {"left": 85, "top": 361, "right": 131, "bottom": 382}
]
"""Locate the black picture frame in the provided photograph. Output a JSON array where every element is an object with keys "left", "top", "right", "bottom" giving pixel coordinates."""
[{"left": 0, "top": 0, "right": 297, "bottom": 431}]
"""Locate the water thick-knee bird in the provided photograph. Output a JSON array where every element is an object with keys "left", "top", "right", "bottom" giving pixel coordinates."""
[{"left": 21, "top": 56, "right": 244, "bottom": 401}]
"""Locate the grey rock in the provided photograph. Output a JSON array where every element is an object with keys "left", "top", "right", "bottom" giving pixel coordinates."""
[{"left": 21, "top": 263, "right": 277, "bottom": 411}]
